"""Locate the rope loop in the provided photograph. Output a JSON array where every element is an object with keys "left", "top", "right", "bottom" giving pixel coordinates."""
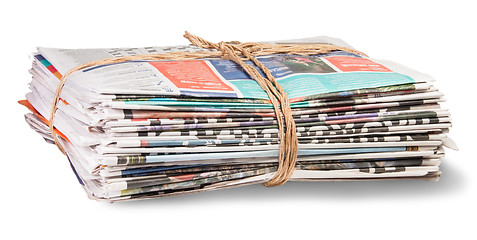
[{"left": 49, "top": 31, "right": 366, "bottom": 187}]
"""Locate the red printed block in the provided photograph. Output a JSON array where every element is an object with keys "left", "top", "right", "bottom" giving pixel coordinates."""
[
  {"left": 46, "top": 65, "right": 58, "bottom": 73},
  {"left": 325, "top": 56, "right": 391, "bottom": 72},
  {"left": 149, "top": 60, "right": 235, "bottom": 91}
]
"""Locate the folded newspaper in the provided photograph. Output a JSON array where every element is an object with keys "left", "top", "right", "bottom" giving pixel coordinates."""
[{"left": 20, "top": 35, "right": 456, "bottom": 202}]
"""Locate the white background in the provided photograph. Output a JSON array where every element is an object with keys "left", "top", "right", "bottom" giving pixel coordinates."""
[{"left": 2, "top": 0, "right": 476, "bottom": 239}]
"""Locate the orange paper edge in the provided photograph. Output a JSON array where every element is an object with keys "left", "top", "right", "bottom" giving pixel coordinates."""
[{"left": 19, "top": 99, "right": 71, "bottom": 143}]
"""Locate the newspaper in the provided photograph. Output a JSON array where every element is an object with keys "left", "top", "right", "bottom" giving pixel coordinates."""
[{"left": 21, "top": 35, "right": 454, "bottom": 202}]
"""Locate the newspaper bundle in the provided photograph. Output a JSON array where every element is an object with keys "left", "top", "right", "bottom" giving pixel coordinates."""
[{"left": 21, "top": 36, "right": 456, "bottom": 202}]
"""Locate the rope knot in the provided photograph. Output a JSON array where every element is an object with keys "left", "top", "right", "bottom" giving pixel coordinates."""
[
  {"left": 239, "top": 42, "right": 263, "bottom": 54},
  {"left": 217, "top": 41, "right": 235, "bottom": 60},
  {"left": 217, "top": 41, "right": 227, "bottom": 52}
]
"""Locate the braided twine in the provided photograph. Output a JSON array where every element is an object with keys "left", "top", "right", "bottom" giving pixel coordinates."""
[{"left": 48, "top": 32, "right": 366, "bottom": 187}]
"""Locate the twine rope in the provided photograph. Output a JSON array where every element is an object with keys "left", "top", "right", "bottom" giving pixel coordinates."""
[{"left": 48, "top": 32, "right": 366, "bottom": 187}]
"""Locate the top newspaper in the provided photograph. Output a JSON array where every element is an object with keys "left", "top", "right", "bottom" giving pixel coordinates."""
[{"left": 37, "top": 36, "right": 433, "bottom": 101}]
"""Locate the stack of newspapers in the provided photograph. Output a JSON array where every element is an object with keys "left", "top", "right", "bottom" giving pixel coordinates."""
[{"left": 21, "top": 36, "right": 455, "bottom": 202}]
